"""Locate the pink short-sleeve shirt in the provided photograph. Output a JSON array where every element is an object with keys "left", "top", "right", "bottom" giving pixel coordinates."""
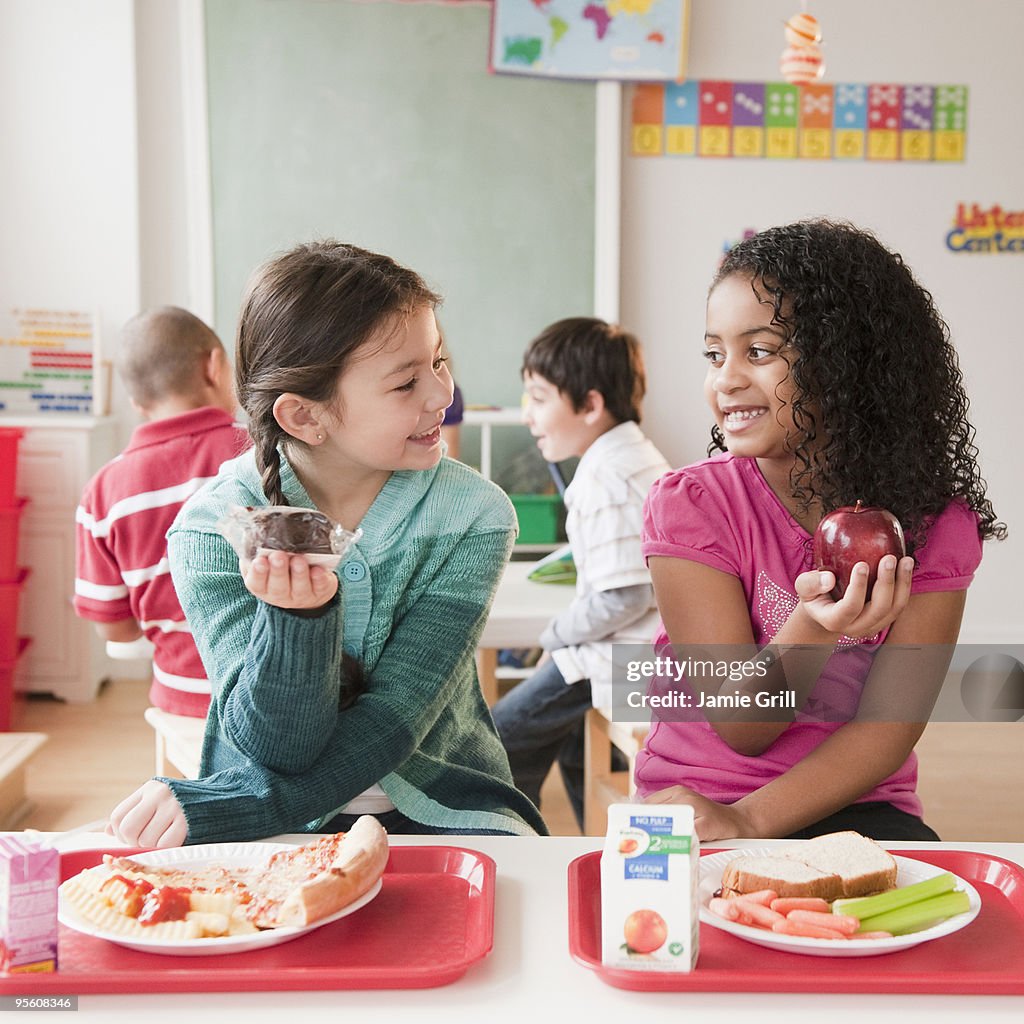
[{"left": 636, "top": 453, "right": 983, "bottom": 816}]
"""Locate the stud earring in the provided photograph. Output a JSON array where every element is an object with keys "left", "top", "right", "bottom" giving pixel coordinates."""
[{"left": 316, "top": 432, "right": 323, "bottom": 442}]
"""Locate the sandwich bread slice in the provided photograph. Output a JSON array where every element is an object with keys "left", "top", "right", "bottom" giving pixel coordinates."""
[
  {"left": 720, "top": 856, "right": 843, "bottom": 901},
  {"left": 720, "top": 831, "right": 898, "bottom": 901},
  {"left": 779, "top": 829, "right": 897, "bottom": 898}
]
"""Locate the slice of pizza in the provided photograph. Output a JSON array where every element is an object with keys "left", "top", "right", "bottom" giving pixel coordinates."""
[
  {"left": 95, "top": 815, "right": 390, "bottom": 930},
  {"left": 248, "top": 815, "right": 391, "bottom": 927}
]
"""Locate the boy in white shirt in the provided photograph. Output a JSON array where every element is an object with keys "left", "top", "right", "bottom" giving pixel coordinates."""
[{"left": 492, "top": 318, "right": 670, "bottom": 830}]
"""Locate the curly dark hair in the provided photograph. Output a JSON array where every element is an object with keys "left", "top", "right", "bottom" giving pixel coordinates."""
[{"left": 710, "top": 219, "right": 1005, "bottom": 548}]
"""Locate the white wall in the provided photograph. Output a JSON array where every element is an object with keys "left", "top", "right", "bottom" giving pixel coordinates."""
[
  {"left": 621, "top": 0, "right": 1021, "bottom": 644},
  {"left": 134, "top": 0, "right": 214, "bottom": 324},
  {"left": 134, "top": 0, "right": 190, "bottom": 312},
  {"left": 0, "top": 0, "right": 140, "bottom": 437},
  {"left": 0, "top": 0, "right": 208, "bottom": 444},
  {"left": 3, "top": 0, "right": 1016, "bottom": 644}
]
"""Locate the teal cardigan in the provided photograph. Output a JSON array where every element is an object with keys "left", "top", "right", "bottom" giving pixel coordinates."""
[{"left": 165, "top": 449, "right": 547, "bottom": 841}]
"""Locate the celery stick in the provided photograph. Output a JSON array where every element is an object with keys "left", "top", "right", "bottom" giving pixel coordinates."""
[
  {"left": 833, "top": 872, "right": 957, "bottom": 919},
  {"left": 856, "top": 890, "right": 971, "bottom": 936}
]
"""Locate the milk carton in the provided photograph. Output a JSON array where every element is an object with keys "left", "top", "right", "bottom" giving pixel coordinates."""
[
  {"left": 600, "top": 803, "right": 699, "bottom": 971},
  {"left": 0, "top": 836, "right": 59, "bottom": 974}
]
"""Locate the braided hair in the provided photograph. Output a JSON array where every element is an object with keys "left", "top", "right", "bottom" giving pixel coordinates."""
[
  {"left": 709, "top": 219, "right": 1005, "bottom": 550},
  {"left": 234, "top": 240, "right": 441, "bottom": 704}
]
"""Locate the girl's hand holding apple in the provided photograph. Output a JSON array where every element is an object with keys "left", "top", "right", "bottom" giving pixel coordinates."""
[
  {"left": 795, "top": 555, "right": 915, "bottom": 639},
  {"left": 242, "top": 549, "right": 338, "bottom": 610}
]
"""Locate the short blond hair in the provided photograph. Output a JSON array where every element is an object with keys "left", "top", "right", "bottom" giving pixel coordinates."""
[{"left": 116, "top": 306, "right": 223, "bottom": 408}]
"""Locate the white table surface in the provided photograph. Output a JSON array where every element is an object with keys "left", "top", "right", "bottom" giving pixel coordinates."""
[
  {"left": 479, "top": 559, "right": 574, "bottom": 649},
  {"left": 14, "top": 833, "right": 1023, "bottom": 1021}
]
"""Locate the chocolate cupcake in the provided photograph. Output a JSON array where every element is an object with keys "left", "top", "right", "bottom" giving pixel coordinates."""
[{"left": 242, "top": 507, "right": 336, "bottom": 558}]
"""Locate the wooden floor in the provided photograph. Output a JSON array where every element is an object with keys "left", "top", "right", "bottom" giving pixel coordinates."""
[
  {"left": 13, "top": 678, "right": 155, "bottom": 832},
  {"left": 5, "top": 677, "right": 1021, "bottom": 841}
]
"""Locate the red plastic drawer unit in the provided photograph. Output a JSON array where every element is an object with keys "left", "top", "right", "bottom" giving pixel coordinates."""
[
  {"left": 0, "top": 637, "right": 30, "bottom": 732},
  {"left": 0, "top": 428, "right": 24, "bottom": 507},
  {"left": 0, "top": 498, "right": 28, "bottom": 580},
  {"left": 0, "top": 569, "right": 29, "bottom": 662}
]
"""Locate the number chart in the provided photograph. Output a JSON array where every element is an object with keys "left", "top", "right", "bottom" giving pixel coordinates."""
[
  {"left": 632, "top": 81, "right": 967, "bottom": 162},
  {"left": 0, "top": 308, "right": 97, "bottom": 415}
]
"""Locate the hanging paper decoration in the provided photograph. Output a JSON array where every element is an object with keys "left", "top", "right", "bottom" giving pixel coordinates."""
[
  {"left": 780, "top": 8, "right": 824, "bottom": 85},
  {"left": 784, "top": 11, "right": 821, "bottom": 48}
]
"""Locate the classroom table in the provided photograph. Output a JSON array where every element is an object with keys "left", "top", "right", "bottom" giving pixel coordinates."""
[
  {"left": 476, "top": 559, "right": 575, "bottom": 704},
  {"left": 11, "top": 832, "right": 1022, "bottom": 1022}
]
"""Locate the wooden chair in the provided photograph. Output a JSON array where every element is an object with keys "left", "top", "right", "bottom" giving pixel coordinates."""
[
  {"left": 104, "top": 637, "right": 204, "bottom": 780},
  {"left": 583, "top": 707, "right": 648, "bottom": 835},
  {"left": 143, "top": 707, "right": 204, "bottom": 779}
]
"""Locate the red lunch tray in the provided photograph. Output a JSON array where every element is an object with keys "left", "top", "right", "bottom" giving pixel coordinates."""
[
  {"left": 1, "top": 845, "right": 494, "bottom": 994},
  {"left": 568, "top": 847, "right": 1024, "bottom": 995}
]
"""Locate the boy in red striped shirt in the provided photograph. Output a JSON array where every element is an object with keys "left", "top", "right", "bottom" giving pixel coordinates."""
[{"left": 74, "top": 307, "right": 249, "bottom": 717}]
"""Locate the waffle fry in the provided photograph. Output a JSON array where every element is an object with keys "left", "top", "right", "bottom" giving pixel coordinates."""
[{"left": 62, "top": 878, "right": 201, "bottom": 940}]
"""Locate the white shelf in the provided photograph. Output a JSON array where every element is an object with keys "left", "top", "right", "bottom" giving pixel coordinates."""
[
  {"left": 461, "top": 406, "right": 523, "bottom": 480},
  {"left": 462, "top": 407, "right": 523, "bottom": 426}
]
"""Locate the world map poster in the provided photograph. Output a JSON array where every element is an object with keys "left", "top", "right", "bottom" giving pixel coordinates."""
[{"left": 490, "top": 0, "right": 690, "bottom": 81}]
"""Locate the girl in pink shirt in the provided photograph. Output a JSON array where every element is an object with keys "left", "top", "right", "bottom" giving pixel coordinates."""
[{"left": 637, "top": 219, "right": 1006, "bottom": 841}]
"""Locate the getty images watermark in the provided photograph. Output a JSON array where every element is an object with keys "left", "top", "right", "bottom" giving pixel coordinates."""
[{"left": 608, "top": 644, "right": 1024, "bottom": 725}]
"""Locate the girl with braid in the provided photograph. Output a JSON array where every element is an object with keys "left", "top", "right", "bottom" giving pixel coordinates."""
[{"left": 108, "top": 240, "right": 546, "bottom": 845}]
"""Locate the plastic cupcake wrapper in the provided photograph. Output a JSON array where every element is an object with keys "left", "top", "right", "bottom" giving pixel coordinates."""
[{"left": 217, "top": 505, "right": 362, "bottom": 571}]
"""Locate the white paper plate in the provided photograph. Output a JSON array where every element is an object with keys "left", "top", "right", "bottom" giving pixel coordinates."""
[
  {"left": 256, "top": 547, "right": 341, "bottom": 570},
  {"left": 58, "top": 842, "right": 382, "bottom": 957},
  {"left": 698, "top": 848, "right": 980, "bottom": 958}
]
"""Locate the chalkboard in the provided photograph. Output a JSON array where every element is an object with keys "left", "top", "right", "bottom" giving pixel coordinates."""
[{"left": 204, "top": 0, "right": 596, "bottom": 471}]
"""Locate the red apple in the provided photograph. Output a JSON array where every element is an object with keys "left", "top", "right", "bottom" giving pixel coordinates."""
[{"left": 812, "top": 500, "right": 906, "bottom": 601}]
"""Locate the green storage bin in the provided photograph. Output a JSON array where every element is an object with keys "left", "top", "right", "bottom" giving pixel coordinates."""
[{"left": 509, "top": 493, "right": 563, "bottom": 545}]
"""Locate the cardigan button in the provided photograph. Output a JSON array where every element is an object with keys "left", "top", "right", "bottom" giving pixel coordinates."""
[
  {"left": 342, "top": 561, "right": 366, "bottom": 582},
  {"left": 343, "top": 642, "right": 360, "bottom": 657}
]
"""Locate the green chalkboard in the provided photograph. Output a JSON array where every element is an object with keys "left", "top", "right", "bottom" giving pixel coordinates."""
[{"left": 204, "top": 0, "right": 595, "bottom": 470}]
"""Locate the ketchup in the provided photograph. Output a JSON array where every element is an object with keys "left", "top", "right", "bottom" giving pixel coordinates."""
[
  {"left": 102, "top": 875, "right": 154, "bottom": 918},
  {"left": 138, "top": 886, "right": 192, "bottom": 926}
]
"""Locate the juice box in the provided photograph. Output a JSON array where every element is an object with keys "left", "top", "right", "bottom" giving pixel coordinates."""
[
  {"left": 0, "top": 835, "right": 59, "bottom": 974},
  {"left": 600, "top": 802, "right": 699, "bottom": 971}
]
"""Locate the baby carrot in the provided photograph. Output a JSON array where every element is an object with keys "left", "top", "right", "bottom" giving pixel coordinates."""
[
  {"left": 772, "top": 918, "right": 849, "bottom": 939},
  {"left": 786, "top": 909, "right": 861, "bottom": 935},
  {"left": 770, "top": 897, "right": 831, "bottom": 915},
  {"left": 855, "top": 931, "right": 894, "bottom": 939},
  {"left": 736, "top": 889, "right": 779, "bottom": 907},
  {"left": 709, "top": 897, "right": 741, "bottom": 922},
  {"left": 732, "top": 898, "right": 786, "bottom": 928}
]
